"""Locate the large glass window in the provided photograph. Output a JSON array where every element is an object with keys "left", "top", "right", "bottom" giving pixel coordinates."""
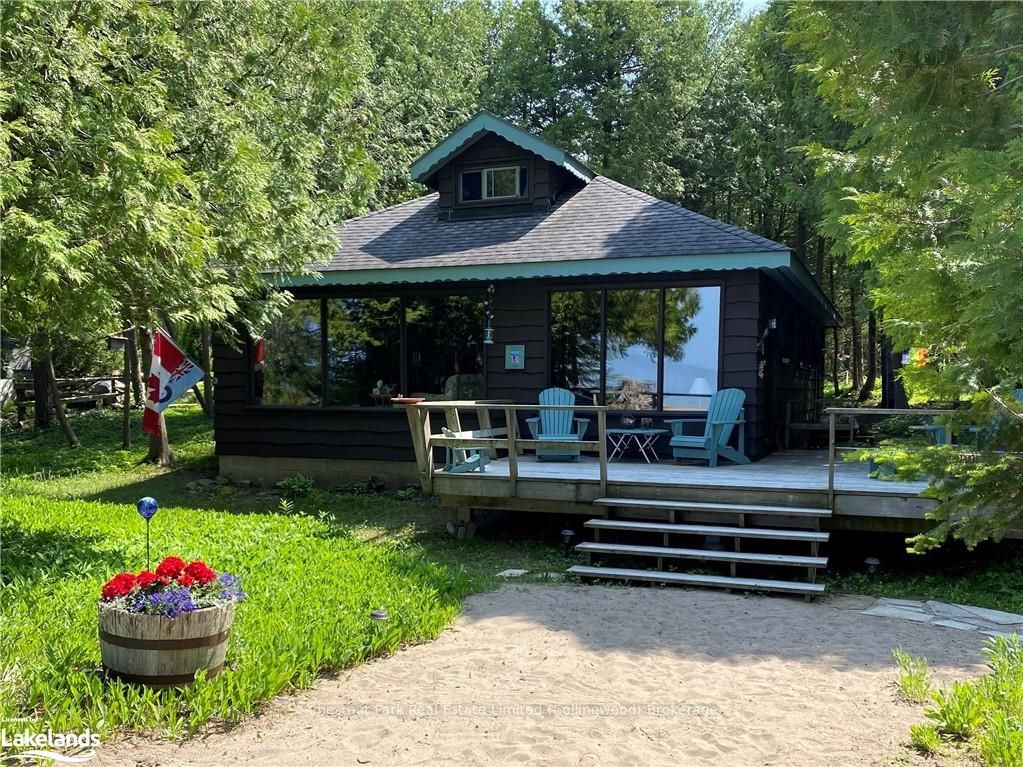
[
  {"left": 406, "top": 295, "right": 485, "bottom": 398},
  {"left": 255, "top": 298, "right": 322, "bottom": 406},
  {"left": 663, "top": 287, "right": 721, "bottom": 410},
  {"left": 549, "top": 286, "right": 721, "bottom": 411},
  {"left": 326, "top": 298, "right": 401, "bottom": 406},
  {"left": 253, "top": 291, "right": 485, "bottom": 407},
  {"left": 606, "top": 289, "right": 661, "bottom": 410},
  {"left": 551, "top": 291, "right": 602, "bottom": 403}
]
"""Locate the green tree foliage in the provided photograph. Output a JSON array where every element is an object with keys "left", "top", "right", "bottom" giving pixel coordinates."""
[
  {"left": 788, "top": 0, "right": 1023, "bottom": 546},
  {"left": 1, "top": 0, "right": 377, "bottom": 455}
]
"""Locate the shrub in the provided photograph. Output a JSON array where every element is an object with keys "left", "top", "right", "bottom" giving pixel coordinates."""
[{"left": 893, "top": 647, "right": 932, "bottom": 703}]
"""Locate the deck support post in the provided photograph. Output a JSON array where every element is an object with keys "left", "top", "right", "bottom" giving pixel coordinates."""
[
  {"left": 505, "top": 407, "right": 518, "bottom": 496},
  {"left": 826, "top": 411, "right": 837, "bottom": 511},
  {"left": 597, "top": 408, "right": 608, "bottom": 497}
]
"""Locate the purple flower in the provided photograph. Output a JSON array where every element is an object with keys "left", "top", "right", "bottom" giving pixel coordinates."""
[
  {"left": 135, "top": 587, "right": 197, "bottom": 618},
  {"left": 136, "top": 497, "right": 158, "bottom": 521},
  {"left": 217, "top": 573, "right": 245, "bottom": 602}
]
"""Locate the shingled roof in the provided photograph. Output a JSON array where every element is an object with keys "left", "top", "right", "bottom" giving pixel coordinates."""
[
  {"left": 276, "top": 165, "right": 835, "bottom": 324},
  {"left": 319, "top": 176, "right": 788, "bottom": 275}
]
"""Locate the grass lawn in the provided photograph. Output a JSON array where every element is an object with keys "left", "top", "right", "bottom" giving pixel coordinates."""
[
  {"left": 3, "top": 406, "right": 1021, "bottom": 745},
  {"left": 1, "top": 406, "right": 572, "bottom": 740}
]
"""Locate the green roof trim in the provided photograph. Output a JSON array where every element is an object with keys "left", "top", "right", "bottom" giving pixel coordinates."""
[{"left": 410, "top": 110, "right": 594, "bottom": 185}]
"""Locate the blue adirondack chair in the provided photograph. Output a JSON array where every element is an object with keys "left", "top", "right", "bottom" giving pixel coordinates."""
[
  {"left": 526, "top": 387, "right": 590, "bottom": 461},
  {"left": 665, "top": 388, "right": 750, "bottom": 467}
]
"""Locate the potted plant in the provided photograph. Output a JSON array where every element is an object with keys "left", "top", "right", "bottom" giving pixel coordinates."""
[{"left": 98, "top": 555, "right": 245, "bottom": 687}]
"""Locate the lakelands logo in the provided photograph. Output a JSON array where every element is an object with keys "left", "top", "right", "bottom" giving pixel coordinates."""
[{"left": 1, "top": 726, "right": 100, "bottom": 763}]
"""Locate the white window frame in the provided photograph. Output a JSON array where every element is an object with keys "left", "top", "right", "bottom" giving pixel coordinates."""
[{"left": 460, "top": 166, "right": 524, "bottom": 202}]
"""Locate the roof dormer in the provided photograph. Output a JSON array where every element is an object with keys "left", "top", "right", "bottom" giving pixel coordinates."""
[{"left": 410, "top": 111, "right": 593, "bottom": 218}]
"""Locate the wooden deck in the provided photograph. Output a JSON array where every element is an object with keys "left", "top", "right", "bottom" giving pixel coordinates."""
[
  {"left": 455, "top": 451, "right": 927, "bottom": 495},
  {"left": 432, "top": 450, "right": 936, "bottom": 529},
  {"left": 404, "top": 402, "right": 938, "bottom": 531}
]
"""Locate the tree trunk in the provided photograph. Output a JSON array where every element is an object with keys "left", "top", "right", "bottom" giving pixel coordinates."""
[
  {"left": 828, "top": 254, "right": 840, "bottom": 395},
  {"left": 815, "top": 235, "right": 825, "bottom": 284},
  {"left": 121, "top": 342, "right": 132, "bottom": 449},
  {"left": 200, "top": 322, "right": 213, "bottom": 416},
  {"left": 849, "top": 280, "right": 861, "bottom": 392},
  {"left": 794, "top": 213, "right": 807, "bottom": 265},
  {"left": 140, "top": 327, "right": 175, "bottom": 466},
  {"left": 857, "top": 310, "right": 878, "bottom": 401},
  {"left": 31, "top": 352, "right": 51, "bottom": 428},
  {"left": 126, "top": 327, "right": 144, "bottom": 406},
  {"left": 44, "top": 349, "right": 80, "bottom": 448},
  {"left": 880, "top": 334, "right": 909, "bottom": 409},
  {"left": 192, "top": 384, "right": 207, "bottom": 411}
]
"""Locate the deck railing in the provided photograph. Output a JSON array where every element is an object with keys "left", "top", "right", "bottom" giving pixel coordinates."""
[
  {"left": 823, "top": 406, "right": 958, "bottom": 508},
  {"left": 403, "top": 400, "right": 609, "bottom": 496}
]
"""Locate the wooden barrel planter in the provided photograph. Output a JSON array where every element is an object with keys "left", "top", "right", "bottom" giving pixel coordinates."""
[{"left": 99, "top": 603, "right": 235, "bottom": 688}]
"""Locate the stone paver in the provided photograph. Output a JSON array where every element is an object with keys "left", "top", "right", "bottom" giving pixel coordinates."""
[
  {"left": 957, "top": 605, "right": 1023, "bottom": 626},
  {"left": 926, "top": 600, "right": 977, "bottom": 619},
  {"left": 932, "top": 619, "right": 980, "bottom": 631},
  {"left": 860, "top": 596, "right": 1023, "bottom": 635},
  {"left": 862, "top": 604, "right": 934, "bottom": 622}
]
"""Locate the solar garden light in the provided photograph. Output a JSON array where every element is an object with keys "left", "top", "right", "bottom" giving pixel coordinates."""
[
  {"left": 561, "top": 528, "right": 576, "bottom": 554},
  {"left": 864, "top": 556, "right": 880, "bottom": 574},
  {"left": 136, "top": 497, "right": 159, "bottom": 569},
  {"left": 370, "top": 608, "right": 390, "bottom": 622}
]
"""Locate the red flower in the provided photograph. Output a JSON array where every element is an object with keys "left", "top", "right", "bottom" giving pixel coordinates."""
[
  {"left": 101, "top": 572, "right": 137, "bottom": 601},
  {"left": 177, "top": 573, "right": 195, "bottom": 588},
  {"left": 183, "top": 560, "right": 216, "bottom": 585},
  {"left": 155, "top": 556, "right": 186, "bottom": 579},
  {"left": 136, "top": 570, "right": 159, "bottom": 589}
]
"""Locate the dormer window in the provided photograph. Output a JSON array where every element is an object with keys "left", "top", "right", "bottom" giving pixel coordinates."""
[{"left": 460, "top": 165, "right": 528, "bottom": 202}]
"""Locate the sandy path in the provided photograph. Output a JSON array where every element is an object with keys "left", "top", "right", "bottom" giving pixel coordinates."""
[{"left": 99, "top": 585, "right": 986, "bottom": 767}]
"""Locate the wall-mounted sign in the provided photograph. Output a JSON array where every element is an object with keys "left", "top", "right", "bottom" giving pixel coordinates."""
[{"left": 505, "top": 344, "right": 525, "bottom": 370}]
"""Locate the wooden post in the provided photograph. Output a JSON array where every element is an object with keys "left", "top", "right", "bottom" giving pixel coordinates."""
[
  {"left": 827, "top": 411, "right": 836, "bottom": 510},
  {"left": 405, "top": 405, "right": 431, "bottom": 493},
  {"left": 443, "top": 406, "right": 462, "bottom": 434},
  {"left": 422, "top": 408, "right": 434, "bottom": 495},
  {"left": 476, "top": 406, "right": 497, "bottom": 459},
  {"left": 505, "top": 406, "right": 518, "bottom": 496},
  {"left": 597, "top": 407, "right": 607, "bottom": 497}
]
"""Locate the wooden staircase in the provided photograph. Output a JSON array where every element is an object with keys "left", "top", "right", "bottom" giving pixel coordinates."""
[{"left": 567, "top": 496, "right": 830, "bottom": 598}]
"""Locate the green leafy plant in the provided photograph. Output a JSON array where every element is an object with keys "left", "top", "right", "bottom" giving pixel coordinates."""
[
  {"left": 909, "top": 723, "right": 942, "bottom": 755},
  {"left": 928, "top": 681, "right": 986, "bottom": 740},
  {"left": 275, "top": 474, "right": 314, "bottom": 498},
  {"left": 893, "top": 647, "right": 932, "bottom": 703},
  {"left": 901, "top": 635, "right": 1023, "bottom": 766}
]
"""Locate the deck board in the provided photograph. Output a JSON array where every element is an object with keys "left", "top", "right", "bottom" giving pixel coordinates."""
[{"left": 455, "top": 450, "right": 928, "bottom": 496}]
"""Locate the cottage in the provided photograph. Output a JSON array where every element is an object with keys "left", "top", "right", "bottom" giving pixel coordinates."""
[{"left": 214, "top": 111, "right": 836, "bottom": 488}]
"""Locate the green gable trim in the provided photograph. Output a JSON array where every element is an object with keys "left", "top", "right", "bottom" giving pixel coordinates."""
[
  {"left": 411, "top": 110, "right": 594, "bottom": 185},
  {"left": 277, "top": 251, "right": 788, "bottom": 286}
]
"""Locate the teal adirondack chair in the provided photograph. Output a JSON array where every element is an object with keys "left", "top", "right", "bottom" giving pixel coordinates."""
[
  {"left": 526, "top": 387, "right": 589, "bottom": 461},
  {"left": 665, "top": 388, "right": 750, "bottom": 467}
]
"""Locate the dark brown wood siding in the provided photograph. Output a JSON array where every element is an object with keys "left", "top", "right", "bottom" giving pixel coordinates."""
[
  {"left": 213, "top": 270, "right": 820, "bottom": 464},
  {"left": 213, "top": 333, "right": 424, "bottom": 464},
  {"left": 757, "top": 272, "right": 825, "bottom": 452}
]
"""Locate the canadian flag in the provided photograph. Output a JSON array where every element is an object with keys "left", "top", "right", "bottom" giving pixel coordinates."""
[{"left": 142, "top": 330, "right": 205, "bottom": 435}]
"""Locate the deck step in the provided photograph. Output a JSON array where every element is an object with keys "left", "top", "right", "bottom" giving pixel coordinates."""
[
  {"left": 568, "top": 565, "right": 826, "bottom": 595},
  {"left": 593, "top": 497, "right": 832, "bottom": 518},
  {"left": 584, "top": 518, "right": 830, "bottom": 543},
  {"left": 576, "top": 542, "right": 827, "bottom": 568}
]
